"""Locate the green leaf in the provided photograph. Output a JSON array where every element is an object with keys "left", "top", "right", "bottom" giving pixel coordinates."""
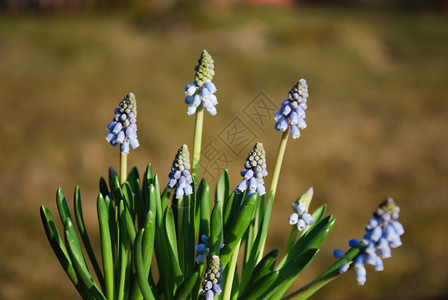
[
  {"left": 108, "top": 166, "right": 119, "bottom": 191},
  {"left": 99, "top": 177, "right": 109, "bottom": 198},
  {"left": 163, "top": 206, "right": 183, "bottom": 284},
  {"left": 215, "top": 169, "right": 230, "bottom": 207},
  {"left": 210, "top": 201, "right": 223, "bottom": 256},
  {"left": 128, "top": 166, "right": 144, "bottom": 228},
  {"left": 97, "top": 193, "right": 115, "bottom": 300},
  {"left": 302, "top": 204, "right": 327, "bottom": 235},
  {"left": 73, "top": 186, "right": 105, "bottom": 291},
  {"left": 198, "top": 179, "right": 211, "bottom": 239},
  {"left": 246, "top": 248, "right": 279, "bottom": 287},
  {"left": 222, "top": 192, "right": 236, "bottom": 233},
  {"left": 64, "top": 219, "right": 106, "bottom": 300},
  {"left": 284, "top": 247, "right": 361, "bottom": 300},
  {"left": 122, "top": 181, "right": 136, "bottom": 221},
  {"left": 134, "top": 229, "right": 156, "bottom": 300},
  {"left": 174, "top": 271, "right": 199, "bottom": 300},
  {"left": 261, "top": 248, "right": 319, "bottom": 299},
  {"left": 117, "top": 199, "right": 131, "bottom": 300},
  {"left": 221, "top": 193, "right": 257, "bottom": 267},
  {"left": 40, "top": 206, "right": 79, "bottom": 287},
  {"left": 56, "top": 187, "right": 72, "bottom": 225},
  {"left": 238, "top": 271, "right": 279, "bottom": 300}
]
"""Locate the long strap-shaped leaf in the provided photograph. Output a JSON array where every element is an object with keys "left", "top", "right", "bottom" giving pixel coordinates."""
[
  {"left": 97, "top": 193, "right": 115, "bottom": 300},
  {"left": 73, "top": 186, "right": 105, "bottom": 291},
  {"left": 134, "top": 228, "right": 156, "bottom": 300},
  {"left": 117, "top": 199, "right": 131, "bottom": 300},
  {"left": 174, "top": 271, "right": 199, "bottom": 300},
  {"left": 259, "top": 248, "right": 319, "bottom": 299},
  {"left": 64, "top": 218, "right": 106, "bottom": 300},
  {"left": 283, "top": 247, "right": 361, "bottom": 300},
  {"left": 220, "top": 193, "right": 258, "bottom": 267},
  {"left": 40, "top": 206, "right": 82, "bottom": 295}
]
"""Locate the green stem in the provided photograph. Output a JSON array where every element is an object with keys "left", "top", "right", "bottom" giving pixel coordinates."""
[
  {"left": 120, "top": 150, "right": 127, "bottom": 184},
  {"left": 191, "top": 104, "right": 204, "bottom": 183},
  {"left": 258, "top": 129, "right": 289, "bottom": 259},
  {"left": 269, "top": 129, "right": 289, "bottom": 198},
  {"left": 223, "top": 240, "right": 241, "bottom": 300},
  {"left": 177, "top": 197, "right": 185, "bottom": 272}
]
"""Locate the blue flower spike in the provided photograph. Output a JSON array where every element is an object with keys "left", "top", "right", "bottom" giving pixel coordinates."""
[
  {"left": 288, "top": 187, "right": 314, "bottom": 231},
  {"left": 184, "top": 49, "right": 218, "bottom": 116},
  {"left": 195, "top": 235, "right": 210, "bottom": 264},
  {"left": 200, "top": 255, "right": 223, "bottom": 300},
  {"left": 236, "top": 142, "right": 268, "bottom": 197},
  {"left": 274, "top": 79, "right": 309, "bottom": 139},
  {"left": 333, "top": 198, "right": 404, "bottom": 285},
  {"left": 167, "top": 144, "right": 193, "bottom": 199},
  {"left": 105, "top": 92, "right": 139, "bottom": 154}
]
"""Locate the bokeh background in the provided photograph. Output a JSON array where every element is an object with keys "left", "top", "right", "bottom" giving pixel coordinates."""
[{"left": 1, "top": 0, "right": 447, "bottom": 299}]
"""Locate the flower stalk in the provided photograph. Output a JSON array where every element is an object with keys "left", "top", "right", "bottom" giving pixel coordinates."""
[{"left": 191, "top": 103, "right": 204, "bottom": 182}]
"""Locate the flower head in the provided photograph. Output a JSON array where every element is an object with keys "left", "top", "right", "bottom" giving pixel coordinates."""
[
  {"left": 333, "top": 198, "right": 404, "bottom": 285},
  {"left": 236, "top": 143, "right": 268, "bottom": 197},
  {"left": 105, "top": 93, "right": 139, "bottom": 154},
  {"left": 288, "top": 188, "right": 314, "bottom": 231},
  {"left": 200, "top": 255, "right": 223, "bottom": 300},
  {"left": 274, "top": 79, "right": 309, "bottom": 139},
  {"left": 195, "top": 235, "right": 210, "bottom": 264},
  {"left": 167, "top": 145, "right": 193, "bottom": 199},
  {"left": 184, "top": 50, "right": 218, "bottom": 116}
]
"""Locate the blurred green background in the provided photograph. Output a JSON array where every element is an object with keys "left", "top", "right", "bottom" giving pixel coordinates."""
[{"left": 1, "top": 0, "right": 447, "bottom": 299}]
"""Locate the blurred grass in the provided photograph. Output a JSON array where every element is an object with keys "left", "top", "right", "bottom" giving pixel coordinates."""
[{"left": 0, "top": 5, "right": 447, "bottom": 299}]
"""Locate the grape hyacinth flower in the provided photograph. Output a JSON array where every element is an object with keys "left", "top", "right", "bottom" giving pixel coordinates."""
[
  {"left": 184, "top": 50, "right": 218, "bottom": 116},
  {"left": 333, "top": 198, "right": 404, "bottom": 285},
  {"left": 274, "top": 79, "right": 309, "bottom": 139},
  {"left": 167, "top": 144, "right": 193, "bottom": 199},
  {"left": 195, "top": 235, "right": 210, "bottom": 264},
  {"left": 236, "top": 143, "right": 268, "bottom": 197},
  {"left": 288, "top": 197, "right": 314, "bottom": 231},
  {"left": 105, "top": 92, "right": 140, "bottom": 154},
  {"left": 200, "top": 255, "right": 223, "bottom": 300}
]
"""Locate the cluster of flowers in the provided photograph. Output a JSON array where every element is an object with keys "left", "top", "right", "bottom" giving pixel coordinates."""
[
  {"left": 333, "top": 198, "right": 404, "bottom": 285},
  {"left": 195, "top": 235, "right": 210, "bottom": 264},
  {"left": 105, "top": 92, "right": 140, "bottom": 154},
  {"left": 166, "top": 144, "right": 193, "bottom": 199},
  {"left": 274, "top": 79, "right": 309, "bottom": 139},
  {"left": 236, "top": 143, "right": 268, "bottom": 197},
  {"left": 184, "top": 50, "right": 218, "bottom": 116},
  {"left": 288, "top": 199, "right": 314, "bottom": 231},
  {"left": 200, "top": 255, "right": 223, "bottom": 300}
]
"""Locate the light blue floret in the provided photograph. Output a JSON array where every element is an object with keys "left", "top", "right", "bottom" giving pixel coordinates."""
[
  {"left": 289, "top": 202, "right": 314, "bottom": 231},
  {"left": 274, "top": 79, "right": 309, "bottom": 139},
  {"left": 105, "top": 93, "right": 139, "bottom": 154},
  {"left": 236, "top": 143, "right": 268, "bottom": 197},
  {"left": 333, "top": 198, "right": 404, "bottom": 285},
  {"left": 167, "top": 145, "right": 193, "bottom": 199}
]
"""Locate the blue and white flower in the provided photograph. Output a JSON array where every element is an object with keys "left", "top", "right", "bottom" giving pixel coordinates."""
[
  {"left": 105, "top": 92, "right": 140, "bottom": 154},
  {"left": 200, "top": 255, "right": 223, "bottom": 300},
  {"left": 288, "top": 192, "right": 314, "bottom": 231},
  {"left": 236, "top": 143, "right": 268, "bottom": 197},
  {"left": 333, "top": 198, "right": 404, "bottom": 285},
  {"left": 167, "top": 144, "right": 193, "bottom": 199},
  {"left": 184, "top": 50, "right": 218, "bottom": 116},
  {"left": 274, "top": 79, "right": 309, "bottom": 139}
]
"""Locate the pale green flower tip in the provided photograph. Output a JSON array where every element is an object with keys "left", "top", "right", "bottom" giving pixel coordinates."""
[
  {"left": 299, "top": 186, "right": 314, "bottom": 211},
  {"left": 288, "top": 78, "right": 309, "bottom": 102},
  {"left": 121, "top": 92, "right": 137, "bottom": 116},
  {"left": 194, "top": 49, "right": 215, "bottom": 86}
]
